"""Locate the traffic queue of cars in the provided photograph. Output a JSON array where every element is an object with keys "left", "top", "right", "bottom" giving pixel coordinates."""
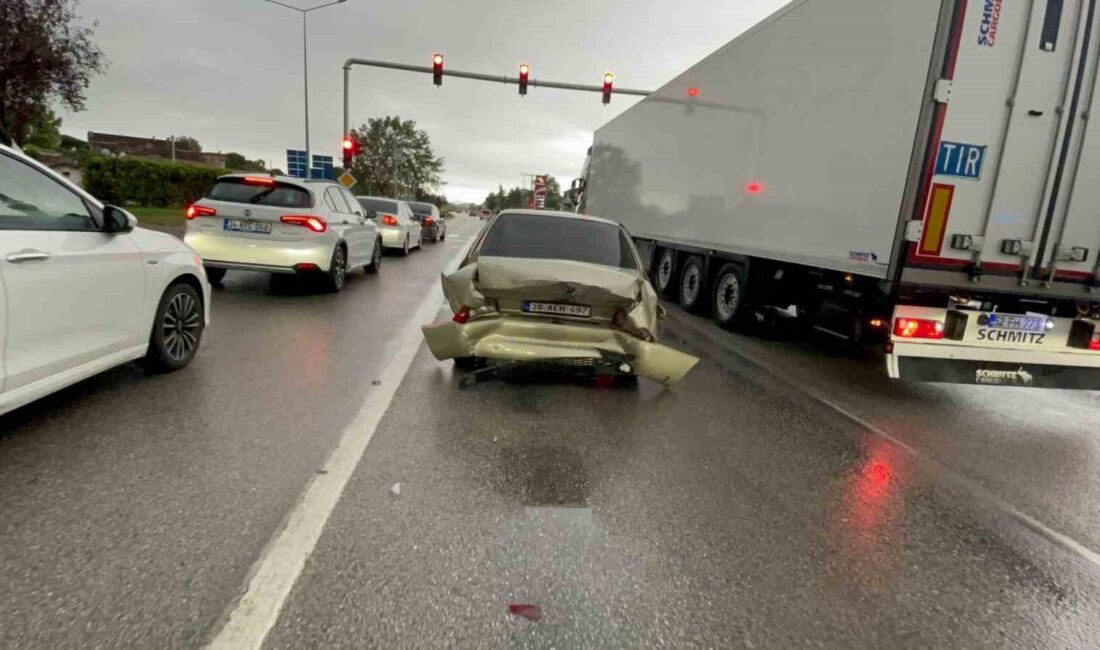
[{"left": 0, "top": 141, "right": 446, "bottom": 416}]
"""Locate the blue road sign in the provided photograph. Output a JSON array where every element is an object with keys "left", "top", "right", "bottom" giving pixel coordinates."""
[
  {"left": 311, "top": 155, "right": 335, "bottom": 181},
  {"left": 287, "top": 149, "right": 308, "bottom": 179}
]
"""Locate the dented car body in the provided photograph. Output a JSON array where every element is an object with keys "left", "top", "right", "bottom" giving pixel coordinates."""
[{"left": 421, "top": 210, "right": 699, "bottom": 384}]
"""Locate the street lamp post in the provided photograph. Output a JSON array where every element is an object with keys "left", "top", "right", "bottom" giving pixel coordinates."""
[{"left": 264, "top": 0, "right": 347, "bottom": 178}]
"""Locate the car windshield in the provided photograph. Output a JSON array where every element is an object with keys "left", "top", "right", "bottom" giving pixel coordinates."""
[
  {"left": 356, "top": 197, "right": 398, "bottom": 214},
  {"left": 479, "top": 213, "right": 637, "bottom": 270},
  {"left": 206, "top": 178, "right": 311, "bottom": 208}
]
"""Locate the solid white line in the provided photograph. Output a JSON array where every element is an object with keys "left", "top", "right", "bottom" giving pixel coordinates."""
[
  {"left": 666, "top": 308, "right": 1100, "bottom": 572},
  {"left": 207, "top": 244, "right": 469, "bottom": 650}
]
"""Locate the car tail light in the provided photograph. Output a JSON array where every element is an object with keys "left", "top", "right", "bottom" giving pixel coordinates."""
[
  {"left": 294, "top": 263, "right": 320, "bottom": 272},
  {"left": 186, "top": 205, "right": 217, "bottom": 219},
  {"left": 381, "top": 214, "right": 398, "bottom": 226},
  {"left": 453, "top": 307, "right": 471, "bottom": 324},
  {"left": 423, "top": 216, "right": 434, "bottom": 226},
  {"left": 280, "top": 215, "right": 327, "bottom": 233},
  {"left": 244, "top": 176, "right": 276, "bottom": 185},
  {"left": 893, "top": 317, "right": 945, "bottom": 340}
]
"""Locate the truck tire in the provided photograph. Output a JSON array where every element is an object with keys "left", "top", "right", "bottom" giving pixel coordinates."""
[
  {"left": 654, "top": 248, "right": 676, "bottom": 297},
  {"left": 678, "top": 255, "right": 708, "bottom": 314},
  {"left": 712, "top": 263, "right": 748, "bottom": 330}
]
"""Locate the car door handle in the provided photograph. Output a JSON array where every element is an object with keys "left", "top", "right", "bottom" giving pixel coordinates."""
[{"left": 6, "top": 250, "right": 51, "bottom": 263}]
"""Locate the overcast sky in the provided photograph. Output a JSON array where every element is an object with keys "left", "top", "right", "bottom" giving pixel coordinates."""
[{"left": 61, "top": 0, "right": 786, "bottom": 203}]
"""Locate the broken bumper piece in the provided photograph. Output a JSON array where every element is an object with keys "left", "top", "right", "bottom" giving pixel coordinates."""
[{"left": 421, "top": 316, "right": 699, "bottom": 385}]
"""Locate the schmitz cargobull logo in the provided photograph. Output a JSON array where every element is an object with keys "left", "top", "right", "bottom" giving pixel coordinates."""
[
  {"left": 975, "top": 367, "right": 1034, "bottom": 386},
  {"left": 978, "top": 0, "right": 1003, "bottom": 47}
]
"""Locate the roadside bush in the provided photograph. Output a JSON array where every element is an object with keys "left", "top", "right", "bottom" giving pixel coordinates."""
[{"left": 83, "top": 157, "right": 226, "bottom": 207}]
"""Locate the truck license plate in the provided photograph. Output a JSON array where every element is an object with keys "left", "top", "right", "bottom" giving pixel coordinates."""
[{"left": 982, "top": 314, "right": 1047, "bottom": 332}]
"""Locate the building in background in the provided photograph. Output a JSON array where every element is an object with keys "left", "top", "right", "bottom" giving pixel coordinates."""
[{"left": 86, "top": 131, "right": 227, "bottom": 169}]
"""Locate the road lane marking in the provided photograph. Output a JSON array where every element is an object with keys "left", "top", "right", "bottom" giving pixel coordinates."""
[
  {"left": 664, "top": 307, "right": 1100, "bottom": 572},
  {"left": 208, "top": 243, "right": 469, "bottom": 650}
]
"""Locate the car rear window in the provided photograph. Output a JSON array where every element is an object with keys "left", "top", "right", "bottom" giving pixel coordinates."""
[
  {"left": 409, "top": 202, "right": 435, "bottom": 216},
  {"left": 357, "top": 197, "right": 398, "bottom": 214},
  {"left": 206, "top": 178, "right": 311, "bottom": 208},
  {"left": 479, "top": 213, "right": 637, "bottom": 270}
]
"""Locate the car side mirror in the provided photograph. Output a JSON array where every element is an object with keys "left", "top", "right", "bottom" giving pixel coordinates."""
[
  {"left": 365, "top": 209, "right": 377, "bottom": 220},
  {"left": 103, "top": 205, "right": 136, "bottom": 234}
]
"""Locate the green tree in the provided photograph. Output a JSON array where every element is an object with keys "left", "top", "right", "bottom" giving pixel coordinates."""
[
  {"left": 24, "top": 107, "right": 62, "bottom": 149},
  {"left": 0, "top": 0, "right": 106, "bottom": 145},
  {"left": 348, "top": 116, "right": 444, "bottom": 197},
  {"left": 174, "top": 135, "right": 201, "bottom": 152},
  {"left": 225, "top": 152, "right": 265, "bottom": 172},
  {"left": 544, "top": 175, "right": 563, "bottom": 209}
]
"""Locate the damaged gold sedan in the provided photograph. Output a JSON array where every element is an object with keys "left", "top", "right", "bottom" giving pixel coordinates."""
[{"left": 421, "top": 210, "right": 699, "bottom": 385}]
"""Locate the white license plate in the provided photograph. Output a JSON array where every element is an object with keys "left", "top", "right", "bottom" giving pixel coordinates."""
[
  {"left": 523, "top": 301, "right": 591, "bottom": 317},
  {"left": 982, "top": 313, "right": 1047, "bottom": 332},
  {"left": 223, "top": 219, "right": 272, "bottom": 234}
]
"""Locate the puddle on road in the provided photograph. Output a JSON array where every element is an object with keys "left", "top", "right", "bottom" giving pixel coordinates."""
[{"left": 493, "top": 444, "right": 590, "bottom": 508}]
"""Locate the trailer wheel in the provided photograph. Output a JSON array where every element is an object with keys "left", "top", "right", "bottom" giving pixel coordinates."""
[
  {"left": 654, "top": 248, "right": 676, "bottom": 297},
  {"left": 712, "top": 263, "right": 747, "bottom": 330},
  {"left": 678, "top": 255, "right": 709, "bottom": 314}
]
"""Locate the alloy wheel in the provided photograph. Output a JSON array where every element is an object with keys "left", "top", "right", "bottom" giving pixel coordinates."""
[{"left": 162, "top": 291, "right": 201, "bottom": 362}]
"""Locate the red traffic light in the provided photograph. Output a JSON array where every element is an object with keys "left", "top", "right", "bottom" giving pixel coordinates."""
[
  {"left": 432, "top": 53, "right": 444, "bottom": 86},
  {"left": 518, "top": 63, "right": 530, "bottom": 96},
  {"left": 687, "top": 86, "right": 700, "bottom": 98},
  {"left": 342, "top": 134, "right": 359, "bottom": 167},
  {"left": 602, "top": 72, "right": 614, "bottom": 105}
]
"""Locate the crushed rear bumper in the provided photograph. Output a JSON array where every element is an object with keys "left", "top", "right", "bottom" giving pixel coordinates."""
[{"left": 421, "top": 316, "right": 698, "bottom": 385}]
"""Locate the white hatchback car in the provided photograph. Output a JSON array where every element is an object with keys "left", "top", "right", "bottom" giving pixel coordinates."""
[
  {"left": 185, "top": 175, "right": 382, "bottom": 291},
  {"left": 0, "top": 142, "right": 210, "bottom": 417},
  {"left": 354, "top": 196, "right": 422, "bottom": 256}
]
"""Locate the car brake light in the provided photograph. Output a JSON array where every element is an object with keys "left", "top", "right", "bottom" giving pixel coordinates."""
[
  {"left": 453, "top": 307, "right": 471, "bottom": 324},
  {"left": 186, "top": 205, "right": 217, "bottom": 219},
  {"left": 893, "top": 317, "right": 945, "bottom": 340},
  {"left": 244, "top": 176, "right": 276, "bottom": 185},
  {"left": 381, "top": 214, "right": 398, "bottom": 226},
  {"left": 424, "top": 216, "right": 434, "bottom": 226},
  {"left": 280, "top": 215, "right": 327, "bottom": 233},
  {"left": 1090, "top": 332, "right": 1100, "bottom": 351}
]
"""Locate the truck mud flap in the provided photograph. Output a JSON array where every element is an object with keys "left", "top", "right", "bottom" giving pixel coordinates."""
[{"left": 893, "top": 357, "right": 1100, "bottom": 390}]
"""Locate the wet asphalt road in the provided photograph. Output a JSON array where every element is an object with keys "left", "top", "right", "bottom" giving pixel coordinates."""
[{"left": 3, "top": 214, "right": 1100, "bottom": 647}]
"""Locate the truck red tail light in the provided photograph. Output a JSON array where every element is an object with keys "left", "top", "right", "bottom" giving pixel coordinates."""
[
  {"left": 381, "top": 214, "right": 398, "bottom": 226},
  {"left": 1068, "top": 320, "right": 1100, "bottom": 350},
  {"left": 280, "top": 215, "right": 327, "bottom": 233},
  {"left": 893, "top": 317, "right": 945, "bottom": 340},
  {"left": 186, "top": 205, "right": 217, "bottom": 219}
]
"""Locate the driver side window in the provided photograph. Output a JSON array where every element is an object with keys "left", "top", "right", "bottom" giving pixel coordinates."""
[{"left": 0, "top": 154, "right": 97, "bottom": 232}]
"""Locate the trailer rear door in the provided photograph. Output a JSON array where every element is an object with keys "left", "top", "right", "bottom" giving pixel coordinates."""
[{"left": 907, "top": 0, "right": 1099, "bottom": 291}]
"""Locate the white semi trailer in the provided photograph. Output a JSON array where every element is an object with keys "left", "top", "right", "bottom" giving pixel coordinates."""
[{"left": 578, "top": 0, "right": 1100, "bottom": 389}]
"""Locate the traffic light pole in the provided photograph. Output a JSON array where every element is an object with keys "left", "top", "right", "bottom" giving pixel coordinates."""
[{"left": 341, "top": 58, "right": 653, "bottom": 138}]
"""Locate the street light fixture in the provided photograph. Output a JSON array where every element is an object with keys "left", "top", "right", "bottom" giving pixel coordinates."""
[{"left": 264, "top": 0, "right": 348, "bottom": 178}]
